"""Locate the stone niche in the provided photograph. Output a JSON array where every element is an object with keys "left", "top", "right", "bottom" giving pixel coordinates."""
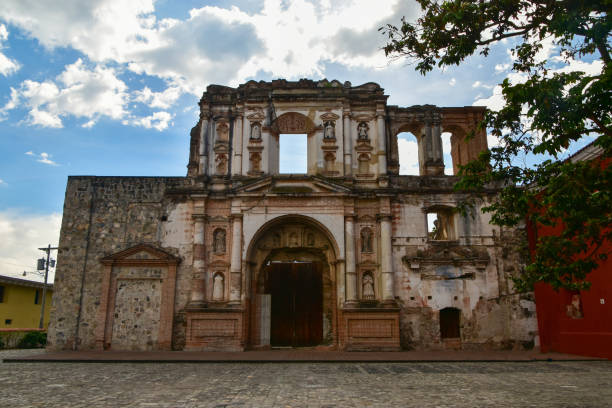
[{"left": 95, "top": 244, "right": 179, "bottom": 351}]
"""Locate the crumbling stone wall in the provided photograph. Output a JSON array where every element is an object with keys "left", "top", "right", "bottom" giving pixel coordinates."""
[{"left": 47, "top": 176, "right": 191, "bottom": 351}]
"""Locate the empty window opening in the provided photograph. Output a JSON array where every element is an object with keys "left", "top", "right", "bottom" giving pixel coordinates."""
[
  {"left": 4, "top": 319, "right": 11, "bottom": 325},
  {"left": 397, "top": 132, "right": 419, "bottom": 175},
  {"left": 34, "top": 289, "right": 41, "bottom": 304},
  {"left": 427, "top": 209, "right": 455, "bottom": 240},
  {"left": 441, "top": 132, "right": 453, "bottom": 175},
  {"left": 440, "top": 307, "right": 461, "bottom": 339},
  {"left": 0, "top": 286, "right": 4, "bottom": 303},
  {"left": 279, "top": 134, "right": 307, "bottom": 174}
]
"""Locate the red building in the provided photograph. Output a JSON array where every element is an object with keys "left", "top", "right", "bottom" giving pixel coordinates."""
[{"left": 530, "top": 143, "right": 612, "bottom": 359}]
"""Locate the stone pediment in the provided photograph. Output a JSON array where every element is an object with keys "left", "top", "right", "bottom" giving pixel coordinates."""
[
  {"left": 101, "top": 244, "right": 180, "bottom": 265},
  {"left": 234, "top": 176, "right": 351, "bottom": 195}
]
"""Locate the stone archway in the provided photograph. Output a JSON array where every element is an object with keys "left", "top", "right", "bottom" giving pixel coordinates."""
[{"left": 246, "top": 215, "right": 339, "bottom": 349}]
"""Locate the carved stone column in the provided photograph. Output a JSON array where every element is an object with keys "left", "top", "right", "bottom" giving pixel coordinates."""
[
  {"left": 377, "top": 113, "right": 387, "bottom": 175},
  {"left": 189, "top": 214, "right": 207, "bottom": 308},
  {"left": 232, "top": 112, "right": 243, "bottom": 176},
  {"left": 379, "top": 214, "right": 395, "bottom": 303},
  {"left": 343, "top": 111, "right": 352, "bottom": 176},
  {"left": 229, "top": 214, "right": 243, "bottom": 305},
  {"left": 199, "top": 114, "right": 209, "bottom": 175},
  {"left": 344, "top": 215, "right": 358, "bottom": 305}
]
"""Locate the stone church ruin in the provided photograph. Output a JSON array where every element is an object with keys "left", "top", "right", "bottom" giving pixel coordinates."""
[{"left": 47, "top": 79, "right": 537, "bottom": 351}]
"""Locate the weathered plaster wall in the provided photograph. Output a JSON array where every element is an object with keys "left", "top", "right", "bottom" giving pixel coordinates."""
[{"left": 390, "top": 190, "right": 537, "bottom": 350}]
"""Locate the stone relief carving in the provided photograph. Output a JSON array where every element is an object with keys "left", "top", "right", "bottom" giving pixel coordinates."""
[
  {"left": 289, "top": 232, "right": 299, "bottom": 247},
  {"left": 357, "top": 122, "right": 369, "bottom": 140},
  {"left": 249, "top": 152, "right": 262, "bottom": 173},
  {"left": 213, "top": 228, "right": 226, "bottom": 253},
  {"left": 212, "top": 273, "right": 224, "bottom": 301},
  {"left": 362, "top": 272, "right": 375, "bottom": 300},
  {"left": 306, "top": 232, "right": 315, "bottom": 247},
  {"left": 215, "top": 154, "right": 228, "bottom": 175},
  {"left": 361, "top": 227, "right": 373, "bottom": 253},
  {"left": 273, "top": 112, "right": 315, "bottom": 134}
]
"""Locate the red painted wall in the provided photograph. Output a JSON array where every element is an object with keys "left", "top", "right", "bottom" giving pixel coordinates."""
[{"left": 530, "top": 155, "right": 612, "bottom": 359}]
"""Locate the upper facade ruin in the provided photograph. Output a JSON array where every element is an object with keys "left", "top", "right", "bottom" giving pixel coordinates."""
[{"left": 187, "top": 79, "right": 488, "bottom": 181}]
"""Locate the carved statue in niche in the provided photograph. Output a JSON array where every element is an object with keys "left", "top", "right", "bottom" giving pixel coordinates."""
[
  {"left": 324, "top": 121, "right": 335, "bottom": 139},
  {"left": 361, "top": 227, "right": 373, "bottom": 253},
  {"left": 289, "top": 232, "right": 299, "bottom": 247},
  {"left": 357, "top": 122, "right": 369, "bottom": 140},
  {"left": 215, "top": 154, "right": 228, "bottom": 175},
  {"left": 250, "top": 122, "right": 261, "bottom": 140},
  {"left": 216, "top": 122, "right": 229, "bottom": 142},
  {"left": 212, "top": 273, "right": 224, "bottom": 301},
  {"left": 362, "top": 272, "right": 375, "bottom": 300},
  {"left": 213, "top": 228, "right": 226, "bottom": 253},
  {"left": 272, "top": 233, "right": 281, "bottom": 247},
  {"left": 306, "top": 232, "right": 315, "bottom": 247}
]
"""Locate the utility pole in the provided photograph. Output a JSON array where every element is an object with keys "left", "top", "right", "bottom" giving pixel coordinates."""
[{"left": 38, "top": 245, "right": 58, "bottom": 329}]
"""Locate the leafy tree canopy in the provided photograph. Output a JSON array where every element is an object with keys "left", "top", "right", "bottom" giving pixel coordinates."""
[{"left": 381, "top": 0, "right": 611, "bottom": 292}]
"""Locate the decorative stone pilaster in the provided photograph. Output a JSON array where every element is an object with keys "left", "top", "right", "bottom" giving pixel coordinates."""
[
  {"left": 198, "top": 113, "right": 210, "bottom": 176},
  {"left": 229, "top": 214, "right": 243, "bottom": 305},
  {"left": 423, "top": 110, "right": 445, "bottom": 176},
  {"left": 188, "top": 214, "right": 207, "bottom": 309},
  {"left": 232, "top": 112, "right": 243, "bottom": 176},
  {"left": 343, "top": 111, "right": 352, "bottom": 176},
  {"left": 376, "top": 113, "right": 387, "bottom": 175},
  {"left": 378, "top": 214, "right": 395, "bottom": 304},
  {"left": 344, "top": 215, "right": 358, "bottom": 305}
]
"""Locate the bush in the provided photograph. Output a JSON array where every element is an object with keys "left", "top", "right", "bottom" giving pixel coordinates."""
[{"left": 17, "top": 331, "right": 47, "bottom": 349}]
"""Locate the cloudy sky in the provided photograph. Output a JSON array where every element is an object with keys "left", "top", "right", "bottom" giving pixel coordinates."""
[{"left": 0, "top": 0, "right": 599, "bottom": 282}]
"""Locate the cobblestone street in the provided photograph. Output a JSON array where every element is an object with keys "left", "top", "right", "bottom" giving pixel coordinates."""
[{"left": 2, "top": 350, "right": 611, "bottom": 407}]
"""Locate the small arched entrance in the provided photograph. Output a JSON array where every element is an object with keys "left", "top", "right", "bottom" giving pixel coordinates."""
[{"left": 246, "top": 215, "right": 339, "bottom": 348}]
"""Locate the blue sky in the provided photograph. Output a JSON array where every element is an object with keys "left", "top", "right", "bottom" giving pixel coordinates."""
[{"left": 0, "top": 0, "right": 601, "bottom": 281}]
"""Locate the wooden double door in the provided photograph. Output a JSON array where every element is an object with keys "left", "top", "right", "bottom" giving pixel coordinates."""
[{"left": 266, "top": 262, "right": 323, "bottom": 347}]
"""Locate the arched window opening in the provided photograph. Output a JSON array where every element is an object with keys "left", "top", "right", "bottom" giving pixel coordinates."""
[
  {"left": 440, "top": 307, "right": 461, "bottom": 339},
  {"left": 397, "top": 132, "right": 419, "bottom": 175},
  {"left": 279, "top": 133, "right": 307, "bottom": 174}
]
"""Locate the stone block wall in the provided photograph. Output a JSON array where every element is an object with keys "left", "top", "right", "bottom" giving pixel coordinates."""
[{"left": 47, "top": 176, "right": 191, "bottom": 351}]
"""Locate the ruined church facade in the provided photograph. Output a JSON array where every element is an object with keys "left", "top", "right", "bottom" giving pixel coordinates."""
[{"left": 47, "top": 79, "right": 537, "bottom": 351}]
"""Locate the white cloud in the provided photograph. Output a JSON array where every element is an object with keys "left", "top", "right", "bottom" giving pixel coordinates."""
[
  {"left": 449, "top": 78, "right": 456, "bottom": 86},
  {"left": 4, "top": 59, "right": 129, "bottom": 128},
  {"left": 0, "top": 0, "right": 416, "bottom": 98},
  {"left": 0, "top": 211, "right": 62, "bottom": 283},
  {"left": 25, "top": 151, "right": 59, "bottom": 166},
  {"left": 0, "top": 24, "right": 20, "bottom": 76},
  {"left": 0, "top": 178, "right": 6, "bottom": 186},
  {"left": 125, "top": 111, "right": 173, "bottom": 131},
  {"left": 133, "top": 86, "right": 182, "bottom": 109},
  {"left": 495, "top": 63, "right": 510, "bottom": 73}
]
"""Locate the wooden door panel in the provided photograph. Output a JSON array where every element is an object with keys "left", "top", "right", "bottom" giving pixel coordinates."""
[{"left": 268, "top": 262, "right": 323, "bottom": 347}]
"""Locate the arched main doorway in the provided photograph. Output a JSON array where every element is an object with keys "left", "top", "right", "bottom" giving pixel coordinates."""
[{"left": 246, "top": 215, "right": 339, "bottom": 348}]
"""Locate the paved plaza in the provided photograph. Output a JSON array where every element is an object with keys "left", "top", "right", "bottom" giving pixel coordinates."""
[{"left": 1, "top": 350, "right": 611, "bottom": 407}]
